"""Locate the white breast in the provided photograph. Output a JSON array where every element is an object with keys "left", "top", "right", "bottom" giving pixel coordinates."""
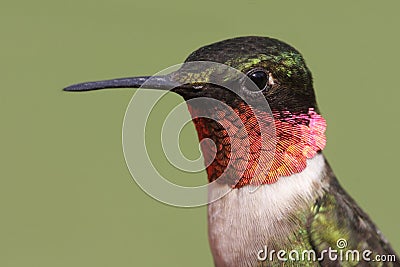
[{"left": 207, "top": 154, "right": 327, "bottom": 267}]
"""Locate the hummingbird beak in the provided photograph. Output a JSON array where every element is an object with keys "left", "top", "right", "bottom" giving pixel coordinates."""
[{"left": 63, "top": 75, "right": 192, "bottom": 92}]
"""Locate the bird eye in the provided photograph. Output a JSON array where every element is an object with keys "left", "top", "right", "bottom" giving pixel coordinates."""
[{"left": 245, "top": 69, "right": 270, "bottom": 92}]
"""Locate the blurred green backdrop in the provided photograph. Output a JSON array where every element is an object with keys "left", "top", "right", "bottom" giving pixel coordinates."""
[{"left": 1, "top": 1, "right": 399, "bottom": 266}]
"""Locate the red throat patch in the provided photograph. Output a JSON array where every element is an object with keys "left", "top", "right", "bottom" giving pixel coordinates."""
[{"left": 187, "top": 103, "right": 326, "bottom": 189}]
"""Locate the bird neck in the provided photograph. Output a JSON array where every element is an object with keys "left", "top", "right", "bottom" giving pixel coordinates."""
[
  {"left": 187, "top": 103, "right": 327, "bottom": 189},
  {"left": 207, "top": 153, "right": 328, "bottom": 266}
]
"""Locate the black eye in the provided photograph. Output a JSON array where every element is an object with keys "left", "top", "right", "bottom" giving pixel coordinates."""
[{"left": 246, "top": 70, "right": 269, "bottom": 91}]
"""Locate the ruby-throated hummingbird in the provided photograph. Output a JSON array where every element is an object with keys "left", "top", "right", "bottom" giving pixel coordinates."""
[{"left": 64, "top": 37, "right": 399, "bottom": 266}]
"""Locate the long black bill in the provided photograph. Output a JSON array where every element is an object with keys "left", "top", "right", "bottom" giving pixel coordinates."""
[{"left": 63, "top": 75, "right": 186, "bottom": 92}]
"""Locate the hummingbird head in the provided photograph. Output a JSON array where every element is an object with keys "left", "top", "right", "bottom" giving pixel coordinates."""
[
  {"left": 64, "top": 36, "right": 326, "bottom": 188},
  {"left": 179, "top": 36, "right": 317, "bottom": 115}
]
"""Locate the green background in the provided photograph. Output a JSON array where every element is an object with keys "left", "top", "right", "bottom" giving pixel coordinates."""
[{"left": 1, "top": 1, "right": 399, "bottom": 266}]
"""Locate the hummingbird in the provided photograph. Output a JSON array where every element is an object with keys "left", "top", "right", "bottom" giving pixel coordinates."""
[{"left": 64, "top": 36, "right": 399, "bottom": 266}]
